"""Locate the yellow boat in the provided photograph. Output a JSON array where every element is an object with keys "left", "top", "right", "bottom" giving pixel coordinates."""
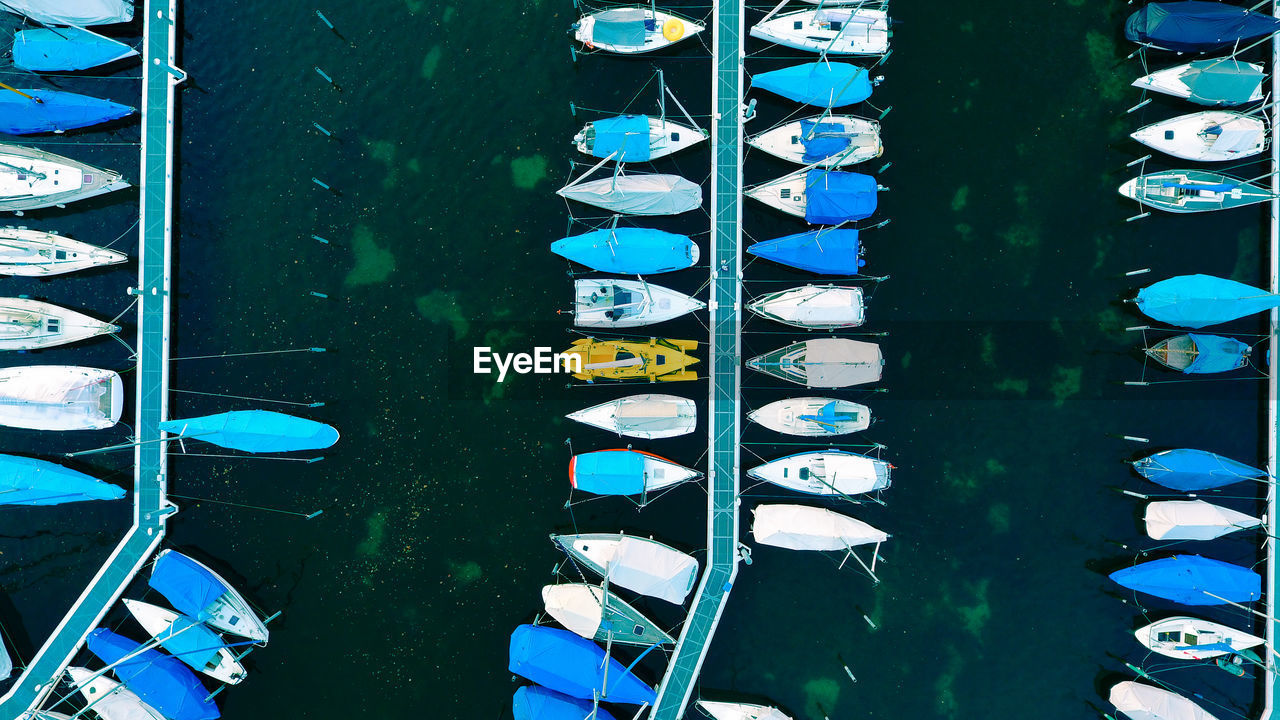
[{"left": 564, "top": 337, "right": 699, "bottom": 383}]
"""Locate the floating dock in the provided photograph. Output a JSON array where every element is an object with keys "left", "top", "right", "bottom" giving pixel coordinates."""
[{"left": 0, "top": 1, "right": 180, "bottom": 714}]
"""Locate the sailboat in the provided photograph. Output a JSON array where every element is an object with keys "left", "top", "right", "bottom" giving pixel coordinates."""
[
  {"left": 1134, "top": 616, "right": 1265, "bottom": 660},
  {"left": 541, "top": 583, "right": 674, "bottom": 646},
  {"left": 1109, "top": 555, "right": 1261, "bottom": 605},
  {"left": 0, "top": 297, "right": 119, "bottom": 350},
  {"left": 13, "top": 27, "right": 139, "bottom": 72},
  {"left": 149, "top": 549, "right": 270, "bottom": 643},
  {"left": 572, "top": 279, "right": 704, "bottom": 328},
  {"left": 0, "top": 454, "right": 123, "bottom": 505},
  {"left": 571, "top": 5, "right": 704, "bottom": 54},
  {"left": 747, "top": 168, "right": 881, "bottom": 223},
  {"left": 157, "top": 410, "right": 340, "bottom": 453},
  {"left": 1134, "top": 274, "right": 1280, "bottom": 328},
  {"left": 121, "top": 599, "right": 246, "bottom": 685},
  {"left": 1144, "top": 500, "right": 1262, "bottom": 540},
  {"left": 1110, "top": 681, "right": 1219, "bottom": 720},
  {"left": 65, "top": 666, "right": 167, "bottom": 720},
  {"left": 85, "top": 628, "right": 220, "bottom": 720},
  {"left": 1145, "top": 333, "right": 1249, "bottom": 374},
  {"left": 697, "top": 701, "right": 794, "bottom": 720},
  {"left": 0, "top": 89, "right": 134, "bottom": 135},
  {"left": 1133, "top": 59, "right": 1265, "bottom": 106},
  {"left": 748, "top": 449, "right": 891, "bottom": 496},
  {"left": 747, "top": 228, "right": 865, "bottom": 275},
  {"left": 566, "top": 394, "right": 697, "bottom": 438},
  {"left": 551, "top": 532, "right": 699, "bottom": 604},
  {"left": 513, "top": 686, "right": 619, "bottom": 720},
  {"left": 509, "top": 624, "right": 656, "bottom": 705},
  {"left": 750, "top": 6, "right": 890, "bottom": 55},
  {"left": 0, "top": 227, "right": 127, "bottom": 276},
  {"left": 748, "top": 338, "right": 884, "bottom": 388},
  {"left": 0, "top": 365, "right": 121, "bottom": 430},
  {"left": 557, "top": 159, "right": 702, "bottom": 216},
  {"left": 748, "top": 284, "right": 865, "bottom": 329},
  {"left": 748, "top": 397, "right": 871, "bottom": 436},
  {"left": 752, "top": 504, "right": 887, "bottom": 551},
  {"left": 0, "top": 144, "right": 129, "bottom": 212},
  {"left": 0, "top": 0, "right": 135, "bottom": 26},
  {"left": 753, "top": 62, "right": 875, "bottom": 107},
  {"left": 570, "top": 448, "right": 702, "bottom": 498},
  {"left": 1131, "top": 111, "right": 1267, "bottom": 162},
  {"left": 561, "top": 337, "right": 700, "bottom": 383},
  {"left": 551, "top": 227, "right": 699, "bottom": 274},
  {"left": 1119, "top": 170, "right": 1273, "bottom": 213},
  {"left": 1124, "top": 2, "right": 1280, "bottom": 52},
  {"left": 574, "top": 70, "right": 707, "bottom": 161},
  {"left": 1133, "top": 448, "right": 1267, "bottom": 491},
  {"left": 747, "top": 114, "right": 883, "bottom": 167}
]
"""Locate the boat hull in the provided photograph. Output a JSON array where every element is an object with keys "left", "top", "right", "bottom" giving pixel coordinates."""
[
  {"left": 748, "top": 397, "right": 871, "bottom": 436},
  {"left": 122, "top": 599, "right": 246, "bottom": 685},
  {"left": 566, "top": 394, "right": 697, "bottom": 438},
  {"left": 575, "top": 116, "right": 707, "bottom": 161},
  {"left": 0, "top": 89, "right": 134, "bottom": 135},
  {"left": 570, "top": 448, "right": 701, "bottom": 496},
  {"left": 748, "top": 450, "right": 891, "bottom": 496},
  {"left": 1119, "top": 170, "right": 1271, "bottom": 213},
  {"left": 574, "top": 280, "right": 704, "bottom": 328},
  {"left": 1130, "top": 111, "right": 1267, "bottom": 162},
  {"left": 541, "top": 583, "right": 674, "bottom": 646},
  {"left": 1135, "top": 616, "right": 1264, "bottom": 660},
  {"left": 0, "top": 227, "right": 126, "bottom": 276},
  {"left": 574, "top": 8, "right": 705, "bottom": 54},
  {"left": 0, "top": 297, "right": 118, "bottom": 350},
  {"left": 746, "top": 115, "right": 882, "bottom": 167},
  {"left": 563, "top": 337, "right": 700, "bottom": 383},
  {"left": 750, "top": 9, "right": 889, "bottom": 55},
  {"left": 1133, "top": 60, "right": 1264, "bottom": 106},
  {"left": 0, "top": 143, "right": 129, "bottom": 211},
  {"left": 748, "top": 284, "right": 865, "bottom": 329},
  {"left": 748, "top": 338, "right": 883, "bottom": 388},
  {"left": 0, "top": 365, "right": 120, "bottom": 430},
  {"left": 551, "top": 532, "right": 699, "bottom": 604}
]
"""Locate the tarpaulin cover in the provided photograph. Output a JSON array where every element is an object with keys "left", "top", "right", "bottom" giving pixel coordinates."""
[
  {"left": 590, "top": 115, "right": 651, "bottom": 161},
  {"left": 558, "top": 174, "right": 703, "bottom": 215},
  {"left": 149, "top": 551, "right": 227, "bottom": 623},
  {"left": 0, "top": 88, "right": 132, "bottom": 135},
  {"left": 0, "top": 454, "right": 123, "bottom": 505},
  {"left": 156, "top": 615, "right": 224, "bottom": 673},
  {"left": 799, "top": 119, "right": 851, "bottom": 162},
  {"left": 1133, "top": 448, "right": 1267, "bottom": 491},
  {"left": 593, "top": 8, "right": 647, "bottom": 47},
  {"left": 1181, "top": 60, "right": 1265, "bottom": 105},
  {"left": 12, "top": 27, "right": 137, "bottom": 72},
  {"left": 1125, "top": 2, "right": 1280, "bottom": 52},
  {"left": 1, "top": 0, "right": 134, "bottom": 27},
  {"left": 1181, "top": 334, "right": 1249, "bottom": 374},
  {"left": 513, "top": 685, "right": 618, "bottom": 720},
  {"left": 508, "top": 624, "right": 656, "bottom": 705},
  {"left": 1109, "top": 555, "right": 1261, "bottom": 605},
  {"left": 747, "top": 229, "right": 864, "bottom": 275},
  {"left": 85, "top": 629, "right": 219, "bottom": 720},
  {"left": 551, "top": 228, "right": 697, "bottom": 274},
  {"left": 751, "top": 504, "right": 887, "bottom": 551},
  {"left": 158, "top": 410, "right": 340, "bottom": 453},
  {"left": 571, "top": 450, "right": 647, "bottom": 495},
  {"left": 804, "top": 170, "right": 877, "bottom": 224},
  {"left": 1144, "top": 500, "right": 1260, "bottom": 541},
  {"left": 753, "top": 62, "right": 872, "bottom": 107},
  {"left": 1136, "top": 274, "right": 1280, "bottom": 328}
]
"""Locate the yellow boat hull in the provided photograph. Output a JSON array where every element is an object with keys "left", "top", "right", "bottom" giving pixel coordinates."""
[{"left": 564, "top": 338, "right": 700, "bottom": 383}]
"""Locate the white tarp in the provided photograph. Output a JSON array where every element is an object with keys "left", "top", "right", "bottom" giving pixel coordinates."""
[
  {"left": 1110, "top": 682, "right": 1220, "bottom": 720},
  {"left": 804, "top": 338, "right": 883, "bottom": 387},
  {"left": 0, "top": 636, "right": 10, "bottom": 680},
  {"left": 0, "top": 366, "right": 120, "bottom": 430},
  {"left": 542, "top": 584, "right": 605, "bottom": 639},
  {"left": 558, "top": 175, "right": 702, "bottom": 216},
  {"left": 698, "top": 700, "right": 795, "bottom": 720},
  {"left": 1209, "top": 126, "right": 1260, "bottom": 155},
  {"left": 1144, "top": 500, "right": 1261, "bottom": 540},
  {"left": 608, "top": 537, "right": 698, "bottom": 604},
  {"left": 758, "top": 286, "right": 863, "bottom": 327},
  {"left": 1, "top": 0, "right": 133, "bottom": 26},
  {"left": 66, "top": 667, "right": 167, "bottom": 720},
  {"left": 752, "top": 504, "right": 887, "bottom": 551}
]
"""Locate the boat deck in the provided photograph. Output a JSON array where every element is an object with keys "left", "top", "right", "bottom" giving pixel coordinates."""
[
  {"left": 649, "top": 0, "right": 744, "bottom": 717},
  {"left": 0, "top": 1, "right": 179, "bottom": 714}
]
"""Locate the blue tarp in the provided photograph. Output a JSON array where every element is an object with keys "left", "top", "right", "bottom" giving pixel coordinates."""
[
  {"left": 1182, "top": 59, "right": 1265, "bottom": 106},
  {"left": 800, "top": 119, "right": 851, "bottom": 162},
  {"left": 156, "top": 615, "right": 224, "bottom": 673},
  {"left": 591, "top": 115, "right": 651, "bottom": 162},
  {"left": 1109, "top": 555, "right": 1261, "bottom": 605},
  {"left": 1182, "top": 334, "right": 1249, "bottom": 374},
  {"left": 508, "top": 624, "right": 656, "bottom": 705},
  {"left": 798, "top": 402, "right": 856, "bottom": 430},
  {"left": 571, "top": 450, "right": 648, "bottom": 495},
  {"left": 86, "top": 628, "right": 220, "bottom": 720},
  {"left": 1133, "top": 448, "right": 1267, "bottom": 491},
  {"left": 747, "top": 229, "right": 864, "bottom": 275},
  {"left": 1125, "top": 2, "right": 1280, "bottom": 52},
  {"left": 551, "top": 228, "right": 697, "bottom": 274},
  {"left": 13, "top": 27, "right": 137, "bottom": 72},
  {"left": 513, "top": 685, "right": 619, "bottom": 720},
  {"left": 158, "top": 410, "right": 340, "bottom": 453},
  {"left": 0, "top": 454, "right": 123, "bottom": 505},
  {"left": 1136, "top": 274, "right": 1280, "bottom": 329},
  {"left": 805, "top": 170, "right": 878, "bottom": 224},
  {"left": 150, "top": 551, "right": 228, "bottom": 623},
  {"left": 0, "top": 89, "right": 132, "bottom": 135},
  {"left": 753, "top": 63, "right": 873, "bottom": 107}
]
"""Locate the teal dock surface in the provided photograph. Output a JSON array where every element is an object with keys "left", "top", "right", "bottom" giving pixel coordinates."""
[
  {"left": 0, "top": 1, "right": 180, "bottom": 714},
  {"left": 650, "top": 2, "right": 744, "bottom": 718}
]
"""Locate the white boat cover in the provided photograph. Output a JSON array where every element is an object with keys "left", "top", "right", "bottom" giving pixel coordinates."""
[
  {"left": 1110, "top": 682, "right": 1219, "bottom": 720},
  {"left": 66, "top": 666, "right": 167, "bottom": 720},
  {"left": 0, "top": 365, "right": 120, "bottom": 430},
  {"left": 0, "top": 635, "right": 10, "bottom": 679},
  {"left": 558, "top": 175, "right": 702, "bottom": 215},
  {"left": 752, "top": 504, "right": 887, "bottom": 551},
  {"left": 609, "top": 536, "right": 698, "bottom": 604},
  {"left": 542, "top": 584, "right": 607, "bottom": 638},
  {"left": 698, "top": 700, "right": 794, "bottom": 720},
  {"left": 1144, "top": 500, "right": 1261, "bottom": 540},
  {"left": 806, "top": 338, "right": 882, "bottom": 387},
  {"left": 1209, "top": 126, "right": 1259, "bottom": 154},
  {"left": 1, "top": 0, "right": 133, "bottom": 26}
]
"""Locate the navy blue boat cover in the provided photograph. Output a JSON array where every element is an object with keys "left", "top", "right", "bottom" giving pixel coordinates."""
[
  {"left": 805, "top": 170, "right": 877, "bottom": 224},
  {"left": 1109, "top": 555, "right": 1261, "bottom": 605},
  {"left": 1126, "top": 2, "right": 1280, "bottom": 52},
  {"left": 1133, "top": 448, "right": 1267, "bottom": 491}
]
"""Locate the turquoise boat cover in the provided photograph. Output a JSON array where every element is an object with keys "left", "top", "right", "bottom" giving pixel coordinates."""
[
  {"left": 155, "top": 614, "right": 224, "bottom": 673},
  {"left": 748, "top": 229, "right": 864, "bottom": 275},
  {"left": 1136, "top": 274, "right": 1280, "bottom": 328},
  {"left": 571, "top": 449, "right": 649, "bottom": 495},
  {"left": 591, "top": 115, "right": 651, "bottom": 161},
  {"left": 1109, "top": 555, "right": 1261, "bottom": 605},
  {"left": 514, "top": 686, "right": 619, "bottom": 720},
  {"left": 0, "top": 454, "right": 123, "bottom": 505},
  {"left": 805, "top": 170, "right": 877, "bottom": 224},
  {"left": 798, "top": 402, "right": 857, "bottom": 431},
  {"left": 1182, "top": 334, "right": 1249, "bottom": 374},
  {"left": 1182, "top": 59, "right": 1266, "bottom": 105},
  {"left": 508, "top": 624, "right": 656, "bottom": 705},
  {"left": 13, "top": 28, "right": 137, "bottom": 72},
  {"left": 593, "top": 8, "right": 647, "bottom": 46},
  {"left": 800, "top": 119, "right": 852, "bottom": 162},
  {"left": 86, "top": 628, "right": 219, "bottom": 720},
  {"left": 0, "top": 89, "right": 133, "bottom": 135},
  {"left": 149, "top": 551, "right": 227, "bottom": 622},
  {"left": 1133, "top": 448, "right": 1267, "bottom": 491},
  {"left": 159, "top": 410, "right": 340, "bottom": 453},
  {"left": 1125, "top": 2, "right": 1280, "bottom": 52},
  {"left": 551, "top": 228, "right": 697, "bottom": 274},
  {"left": 753, "top": 62, "right": 872, "bottom": 107}
]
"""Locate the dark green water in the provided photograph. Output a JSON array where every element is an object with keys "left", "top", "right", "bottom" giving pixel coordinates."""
[{"left": 0, "top": 1, "right": 1274, "bottom": 719}]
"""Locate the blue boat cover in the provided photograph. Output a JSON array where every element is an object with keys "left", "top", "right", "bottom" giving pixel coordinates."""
[
  {"left": 158, "top": 410, "right": 340, "bottom": 453},
  {"left": 513, "top": 685, "right": 619, "bottom": 720},
  {"left": 805, "top": 170, "right": 877, "bottom": 224},
  {"left": 508, "top": 624, "right": 656, "bottom": 705},
  {"left": 1133, "top": 448, "right": 1267, "bottom": 491},
  {"left": 551, "top": 228, "right": 697, "bottom": 274},
  {"left": 753, "top": 63, "right": 872, "bottom": 107},
  {"left": 0, "top": 89, "right": 133, "bottom": 135},
  {"left": 799, "top": 119, "right": 851, "bottom": 162},
  {"left": 798, "top": 402, "right": 855, "bottom": 431},
  {"left": 1182, "top": 59, "right": 1265, "bottom": 105},
  {"left": 155, "top": 614, "right": 224, "bottom": 673},
  {"left": 591, "top": 115, "right": 651, "bottom": 162},
  {"left": 748, "top": 229, "right": 865, "bottom": 275},
  {"left": 1181, "top": 334, "right": 1249, "bottom": 374},
  {"left": 86, "top": 628, "right": 220, "bottom": 720},
  {"left": 13, "top": 27, "right": 137, "bottom": 72},
  {"left": 1136, "top": 275, "right": 1280, "bottom": 329},
  {"left": 593, "top": 8, "right": 647, "bottom": 47},
  {"left": 571, "top": 450, "right": 649, "bottom": 495},
  {"left": 0, "top": 454, "right": 123, "bottom": 505},
  {"left": 1125, "top": 2, "right": 1280, "bottom": 52},
  {"left": 1109, "top": 555, "right": 1261, "bottom": 605},
  {"left": 149, "top": 551, "right": 228, "bottom": 623}
]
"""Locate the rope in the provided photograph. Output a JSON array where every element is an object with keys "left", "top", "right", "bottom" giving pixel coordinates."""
[
  {"left": 170, "top": 347, "right": 326, "bottom": 361},
  {"left": 102, "top": 218, "right": 140, "bottom": 250},
  {"left": 171, "top": 388, "right": 322, "bottom": 407}
]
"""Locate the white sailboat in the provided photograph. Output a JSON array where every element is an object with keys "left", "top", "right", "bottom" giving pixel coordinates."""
[
  {"left": 566, "top": 394, "right": 697, "bottom": 438},
  {"left": 746, "top": 114, "right": 882, "bottom": 167},
  {"left": 1131, "top": 112, "right": 1267, "bottom": 162},
  {"left": 750, "top": 6, "right": 890, "bottom": 55},
  {"left": 1134, "top": 617, "right": 1265, "bottom": 660},
  {"left": 0, "top": 365, "right": 121, "bottom": 430},
  {"left": 0, "top": 144, "right": 129, "bottom": 212},
  {"left": 558, "top": 155, "right": 702, "bottom": 216},
  {"left": 747, "top": 450, "right": 891, "bottom": 496},
  {"left": 1132, "top": 60, "right": 1265, "bottom": 106},
  {"left": 541, "top": 583, "right": 674, "bottom": 646},
  {"left": 572, "top": 6, "right": 705, "bottom": 54},
  {"left": 0, "top": 0, "right": 134, "bottom": 26},
  {"left": 575, "top": 70, "right": 707, "bottom": 162},
  {"left": 65, "top": 666, "right": 167, "bottom": 720},
  {"left": 748, "top": 338, "right": 884, "bottom": 388},
  {"left": 697, "top": 700, "right": 794, "bottom": 720},
  {"left": 551, "top": 532, "right": 699, "bottom": 604},
  {"left": 748, "top": 397, "right": 870, "bottom": 436},
  {"left": 122, "top": 599, "right": 246, "bottom": 685},
  {"left": 0, "top": 228, "right": 126, "bottom": 276},
  {"left": 1110, "top": 681, "right": 1219, "bottom": 720},
  {"left": 747, "top": 284, "right": 864, "bottom": 329},
  {"left": 573, "top": 279, "right": 704, "bottom": 328},
  {"left": 752, "top": 504, "right": 887, "bottom": 551},
  {"left": 1143, "top": 500, "right": 1262, "bottom": 540},
  {"left": 150, "top": 549, "right": 271, "bottom": 644},
  {"left": 0, "top": 298, "right": 119, "bottom": 351}
]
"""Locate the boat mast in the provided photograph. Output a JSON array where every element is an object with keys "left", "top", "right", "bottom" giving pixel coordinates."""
[{"left": 657, "top": 69, "right": 666, "bottom": 125}]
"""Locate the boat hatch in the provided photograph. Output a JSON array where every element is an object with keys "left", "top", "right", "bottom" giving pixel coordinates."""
[
  {"left": 1165, "top": 130, "right": 1175, "bottom": 140},
  {"left": 632, "top": 624, "right": 644, "bottom": 634},
  {"left": 54, "top": 251, "right": 66, "bottom": 259},
  {"left": 798, "top": 467, "right": 810, "bottom": 480},
  {"left": 670, "top": 131, "right": 680, "bottom": 141},
  {"left": 1157, "top": 630, "right": 1183, "bottom": 643},
  {"left": 794, "top": 21, "right": 803, "bottom": 29},
  {"left": 780, "top": 188, "right": 791, "bottom": 198},
  {"left": 46, "top": 318, "right": 58, "bottom": 332},
  {"left": 656, "top": 356, "right": 665, "bottom": 364}
]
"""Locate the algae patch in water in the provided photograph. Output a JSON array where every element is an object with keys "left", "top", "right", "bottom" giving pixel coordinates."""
[
  {"left": 1231, "top": 228, "right": 1261, "bottom": 283},
  {"left": 951, "top": 185, "right": 969, "bottom": 212},
  {"left": 448, "top": 559, "right": 482, "bottom": 586},
  {"left": 1050, "top": 365, "right": 1083, "bottom": 407},
  {"left": 803, "top": 677, "right": 840, "bottom": 718},
  {"left": 901, "top": 351, "right": 912, "bottom": 369},
  {"left": 1085, "top": 30, "right": 1127, "bottom": 102},
  {"left": 987, "top": 503, "right": 1011, "bottom": 533},
  {"left": 957, "top": 578, "right": 991, "bottom": 637},
  {"left": 421, "top": 45, "right": 443, "bottom": 80},
  {"left": 954, "top": 223, "right": 973, "bottom": 242},
  {"left": 511, "top": 155, "right": 549, "bottom": 190},
  {"left": 979, "top": 332, "right": 995, "bottom": 368},
  {"left": 934, "top": 647, "right": 964, "bottom": 719},
  {"left": 363, "top": 138, "right": 400, "bottom": 190},
  {"left": 357, "top": 509, "right": 388, "bottom": 557},
  {"left": 993, "top": 378, "right": 1029, "bottom": 396},
  {"left": 415, "top": 289, "right": 470, "bottom": 340},
  {"left": 344, "top": 225, "right": 396, "bottom": 286}
]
